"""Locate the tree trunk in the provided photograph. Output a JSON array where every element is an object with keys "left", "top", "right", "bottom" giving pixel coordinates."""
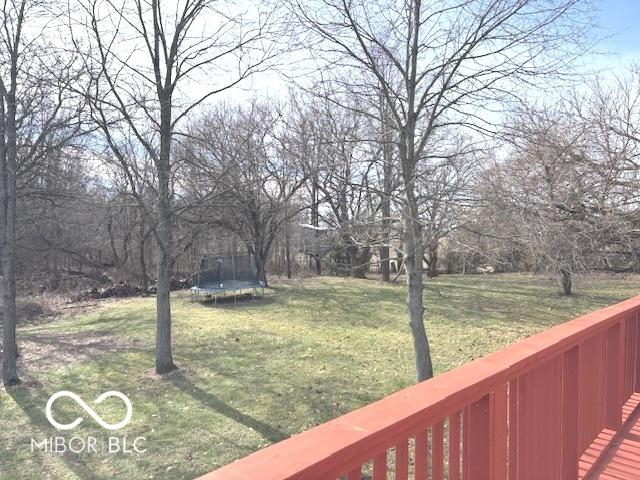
[
  {"left": 380, "top": 245, "right": 390, "bottom": 281},
  {"left": 50, "top": 251, "right": 62, "bottom": 290},
  {"left": 285, "top": 219, "right": 292, "bottom": 279},
  {"left": 426, "top": 243, "right": 438, "bottom": 278},
  {"left": 399, "top": 5, "right": 434, "bottom": 381},
  {"left": 1, "top": 85, "right": 20, "bottom": 387},
  {"left": 348, "top": 245, "right": 369, "bottom": 279},
  {"left": 380, "top": 98, "right": 393, "bottom": 282},
  {"left": 285, "top": 238, "right": 291, "bottom": 279},
  {"left": 49, "top": 225, "right": 63, "bottom": 290},
  {"left": 311, "top": 180, "right": 322, "bottom": 275},
  {"left": 257, "top": 256, "right": 268, "bottom": 287},
  {"left": 561, "top": 268, "right": 572, "bottom": 296},
  {"left": 348, "top": 245, "right": 360, "bottom": 278},
  {"left": 360, "top": 247, "right": 371, "bottom": 278},
  {"left": 250, "top": 242, "right": 270, "bottom": 288},
  {"left": 1, "top": 224, "right": 19, "bottom": 387},
  {"left": 379, "top": 165, "right": 391, "bottom": 281},
  {"left": 139, "top": 227, "right": 149, "bottom": 291},
  {"left": 154, "top": 98, "right": 176, "bottom": 375},
  {"left": 400, "top": 183, "right": 433, "bottom": 381},
  {"left": 403, "top": 208, "right": 433, "bottom": 382},
  {"left": 155, "top": 247, "right": 175, "bottom": 373}
]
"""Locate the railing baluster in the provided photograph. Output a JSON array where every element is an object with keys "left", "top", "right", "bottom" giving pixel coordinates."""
[
  {"left": 578, "top": 334, "right": 606, "bottom": 453},
  {"left": 372, "top": 452, "right": 387, "bottom": 480},
  {"left": 449, "top": 412, "right": 461, "bottom": 480},
  {"left": 346, "top": 466, "right": 361, "bottom": 480},
  {"left": 635, "top": 313, "right": 640, "bottom": 393},
  {"left": 432, "top": 421, "right": 443, "bottom": 479},
  {"left": 625, "top": 313, "right": 638, "bottom": 401},
  {"left": 604, "top": 322, "right": 624, "bottom": 430},
  {"left": 465, "top": 395, "right": 491, "bottom": 480},
  {"left": 517, "top": 356, "right": 563, "bottom": 477},
  {"left": 561, "top": 347, "right": 579, "bottom": 479},
  {"left": 491, "top": 384, "right": 508, "bottom": 480},
  {"left": 622, "top": 315, "right": 631, "bottom": 403},
  {"left": 415, "top": 430, "right": 428, "bottom": 480},
  {"left": 508, "top": 379, "right": 518, "bottom": 480},
  {"left": 395, "top": 440, "right": 408, "bottom": 480}
]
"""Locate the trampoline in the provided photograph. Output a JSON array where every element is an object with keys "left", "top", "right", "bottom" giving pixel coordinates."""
[{"left": 190, "top": 252, "right": 265, "bottom": 303}]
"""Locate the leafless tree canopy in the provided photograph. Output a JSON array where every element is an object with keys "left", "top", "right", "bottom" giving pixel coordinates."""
[{"left": 7, "top": 0, "right": 640, "bottom": 387}]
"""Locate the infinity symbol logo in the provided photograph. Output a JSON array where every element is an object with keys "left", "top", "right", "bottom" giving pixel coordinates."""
[{"left": 45, "top": 391, "right": 133, "bottom": 431}]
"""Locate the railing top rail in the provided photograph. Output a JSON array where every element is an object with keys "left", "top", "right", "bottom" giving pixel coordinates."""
[{"left": 197, "top": 295, "right": 640, "bottom": 480}]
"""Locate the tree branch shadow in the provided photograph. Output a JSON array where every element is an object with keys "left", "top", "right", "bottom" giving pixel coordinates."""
[
  {"left": 167, "top": 370, "right": 287, "bottom": 443},
  {"left": 6, "top": 386, "right": 101, "bottom": 479}
]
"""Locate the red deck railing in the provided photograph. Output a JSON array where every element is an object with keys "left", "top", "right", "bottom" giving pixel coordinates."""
[{"left": 197, "top": 295, "right": 640, "bottom": 480}]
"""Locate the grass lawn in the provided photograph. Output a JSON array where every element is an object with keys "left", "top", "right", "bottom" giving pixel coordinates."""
[{"left": 0, "top": 273, "right": 638, "bottom": 479}]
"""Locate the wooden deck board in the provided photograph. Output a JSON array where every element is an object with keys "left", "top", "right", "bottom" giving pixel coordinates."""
[{"left": 584, "top": 395, "right": 640, "bottom": 479}]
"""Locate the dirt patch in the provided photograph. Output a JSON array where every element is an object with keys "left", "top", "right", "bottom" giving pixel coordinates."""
[
  {"left": 0, "top": 293, "right": 134, "bottom": 386},
  {"left": 1, "top": 330, "right": 140, "bottom": 386}
]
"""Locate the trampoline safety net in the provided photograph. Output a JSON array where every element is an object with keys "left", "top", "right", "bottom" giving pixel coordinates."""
[{"left": 192, "top": 253, "right": 264, "bottom": 298}]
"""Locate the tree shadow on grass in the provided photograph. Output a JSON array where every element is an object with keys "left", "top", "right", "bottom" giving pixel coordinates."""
[
  {"left": 6, "top": 386, "right": 99, "bottom": 479},
  {"left": 167, "top": 370, "right": 287, "bottom": 443}
]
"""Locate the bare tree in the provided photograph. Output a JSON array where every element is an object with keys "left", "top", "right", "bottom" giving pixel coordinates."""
[
  {"left": 286, "top": 93, "right": 390, "bottom": 279},
  {"left": 377, "top": 92, "right": 397, "bottom": 282},
  {"left": 73, "top": 0, "right": 279, "bottom": 374},
  {"left": 416, "top": 132, "right": 478, "bottom": 277},
  {"left": 1, "top": 0, "right": 85, "bottom": 387},
  {"left": 0, "top": 0, "right": 24, "bottom": 387},
  {"left": 320, "top": 117, "right": 379, "bottom": 278},
  {"left": 473, "top": 85, "right": 640, "bottom": 295},
  {"left": 293, "top": 0, "right": 592, "bottom": 381},
  {"left": 482, "top": 107, "right": 596, "bottom": 295},
  {"left": 184, "top": 102, "right": 307, "bottom": 285}
]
